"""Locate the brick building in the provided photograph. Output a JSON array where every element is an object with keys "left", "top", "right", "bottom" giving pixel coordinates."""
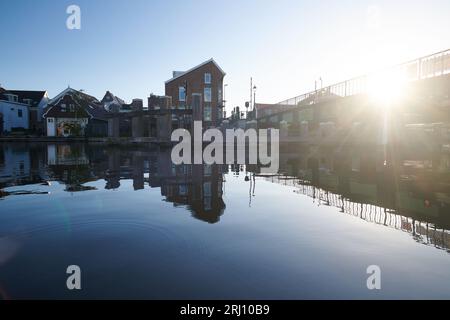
[{"left": 164, "top": 58, "right": 225, "bottom": 128}]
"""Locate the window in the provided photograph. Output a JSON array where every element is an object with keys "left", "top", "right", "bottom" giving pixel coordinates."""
[
  {"left": 61, "top": 103, "right": 66, "bottom": 112},
  {"left": 204, "top": 197, "right": 212, "bottom": 211},
  {"left": 218, "top": 88, "right": 223, "bottom": 104},
  {"left": 204, "top": 104, "right": 212, "bottom": 121},
  {"left": 18, "top": 109, "right": 23, "bottom": 118},
  {"left": 179, "top": 185, "right": 188, "bottom": 196},
  {"left": 23, "top": 99, "right": 32, "bottom": 105},
  {"left": 6, "top": 94, "right": 18, "bottom": 103},
  {"left": 203, "top": 181, "right": 212, "bottom": 195},
  {"left": 179, "top": 86, "right": 186, "bottom": 102},
  {"left": 69, "top": 104, "right": 75, "bottom": 112},
  {"left": 204, "top": 87, "right": 212, "bottom": 102},
  {"left": 204, "top": 165, "right": 212, "bottom": 177},
  {"left": 48, "top": 118, "right": 54, "bottom": 123},
  {"left": 204, "top": 73, "right": 211, "bottom": 84}
]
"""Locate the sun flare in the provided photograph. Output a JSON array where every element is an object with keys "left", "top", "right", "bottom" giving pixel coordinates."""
[{"left": 367, "top": 69, "right": 408, "bottom": 107}]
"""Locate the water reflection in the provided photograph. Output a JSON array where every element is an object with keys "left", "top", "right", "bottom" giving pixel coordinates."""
[
  {"left": 248, "top": 145, "right": 450, "bottom": 252},
  {"left": 1, "top": 143, "right": 449, "bottom": 249},
  {"left": 0, "top": 143, "right": 226, "bottom": 224}
]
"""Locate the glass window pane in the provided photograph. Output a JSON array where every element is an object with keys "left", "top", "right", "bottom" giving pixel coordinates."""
[
  {"left": 204, "top": 87, "right": 211, "bottom": 102},
  {"left": 205, "top": 73, "right": 211, "bottom": 84},
  {"left": 179, "top": 86, "right": 186, "bottom": 102}
]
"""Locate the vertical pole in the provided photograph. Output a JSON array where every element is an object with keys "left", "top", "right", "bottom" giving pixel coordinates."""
[
  {"left": 250, "top": 77, "right": 253, "bottom": 113},
  {"left": 253, "top": 89, "right": 256, "bottom": 112}
]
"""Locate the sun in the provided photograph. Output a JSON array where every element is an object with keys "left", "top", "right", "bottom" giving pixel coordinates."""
[{"left": 367, "top": 68, "right": 408, "bottom": 107}]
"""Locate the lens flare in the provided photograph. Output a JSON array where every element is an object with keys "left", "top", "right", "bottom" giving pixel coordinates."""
[{"left": 368, "top": 69, "right": 408, "bottom": 106}]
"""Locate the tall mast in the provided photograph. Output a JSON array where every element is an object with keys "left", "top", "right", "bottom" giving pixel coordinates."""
[{"left": 250, "top": 77, "right": 253, "bottom": 112}]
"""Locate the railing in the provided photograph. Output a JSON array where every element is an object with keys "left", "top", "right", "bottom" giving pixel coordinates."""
[
  {"left": 262, "top": 175, "right": 450, "bottom": 251},
  {"left": 278, "top": 49, "right": 450, "bottom": 106}
]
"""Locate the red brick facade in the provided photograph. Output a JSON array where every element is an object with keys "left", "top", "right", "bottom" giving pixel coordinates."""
[{"left": 165, "top": 59, "right": 225, "bottom": 127}]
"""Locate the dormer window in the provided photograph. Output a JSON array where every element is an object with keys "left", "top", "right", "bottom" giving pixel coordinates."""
[
  {"left": 204, "top": 73, "right": 211, "bottom": 84},
  {"left": 5, "top": 94, "right": 18, "bottom": 103},
  {"left": 23, "top": 99, "right": 33, "bottom": 105}
]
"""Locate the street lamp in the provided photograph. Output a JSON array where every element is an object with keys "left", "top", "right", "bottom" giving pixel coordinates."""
[{"left": 253, "top": 85, "right": 257, "bottom": 111}]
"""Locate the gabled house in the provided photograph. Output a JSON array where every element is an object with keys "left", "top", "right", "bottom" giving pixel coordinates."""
[
  {"left": 0, "top": 87, "right": 30, "bottom": 133},
  {"left": 101, "top": 91, "right": 144, "bottom": 113},
  {"left": 43, "top": 88, "right": 108, "bottom": 137},
  {"left": 165, "top": 58, "right": 226, "bottom": 127},
  {"left": 101, "top": 91, "right": 131, "bottom": 112},
  {"left": 6, "top": 90, "right": 49, "bottom": 133}
]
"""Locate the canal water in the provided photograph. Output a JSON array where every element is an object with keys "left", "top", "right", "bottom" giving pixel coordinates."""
[{"left": 0, "top": 142, "right": 450, "bottom": 299}]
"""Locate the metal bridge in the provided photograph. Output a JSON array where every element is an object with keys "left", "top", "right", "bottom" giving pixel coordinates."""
[{"left": 277, "top": 49, "right": 450, "bottom": 106}]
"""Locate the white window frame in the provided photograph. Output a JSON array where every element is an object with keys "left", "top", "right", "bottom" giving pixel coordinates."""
[
  {"left": 218, "top": 88, "right": 222, "bottom": 104},
  {"left": 204, "top": 87, "right": 212, "bottom": 103},
  {"left": 5, "top": 94, "right": 18, "bottom": 103},
  {"left": 204, "top": 73, "right": 211, "bottom": 84},
  {"left": 204, "top": 104, "right": 212, "bottom": 121},
  {"left": 179, "top": 86, "right": 186, "bottom": 102}
]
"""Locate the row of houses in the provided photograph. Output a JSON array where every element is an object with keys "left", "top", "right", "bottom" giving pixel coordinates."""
[{"left": 0, "top": 58, "right": 226, "bottom": 137}]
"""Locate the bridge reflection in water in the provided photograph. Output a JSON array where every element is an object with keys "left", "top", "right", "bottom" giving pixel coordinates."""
[{"left": 249, "top": 144, "right": 450, "bottom": 252}]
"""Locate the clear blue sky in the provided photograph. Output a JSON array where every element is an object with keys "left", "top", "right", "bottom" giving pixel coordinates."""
[{"left": 1, "top": 0, "right": 449, "bottom": 113}]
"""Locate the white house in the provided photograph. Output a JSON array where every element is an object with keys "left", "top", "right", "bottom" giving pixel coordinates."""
[
  {"left": 0, "top": 144, "right": 31, "bottom": 184},
  {"left": 0, "top": 88, "right": 30, "bottom": 132},
  {"left": 7, "top": 90, "right": 49, "bottom": 132}
]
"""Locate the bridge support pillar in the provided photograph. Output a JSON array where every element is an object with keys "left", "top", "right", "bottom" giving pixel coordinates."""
[{"left": 157, "top": 96, "right": 172, "bottom": 142}]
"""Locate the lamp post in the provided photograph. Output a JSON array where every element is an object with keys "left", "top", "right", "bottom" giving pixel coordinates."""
[
  {"left": 223, "top": 84, "right": 228, "bottom": 118},
  {"left": 253, "top": 85, "right": 257, "bottom": 111},
  {"left": 245, "top": 101, "right": 250, "bottom": 119},
  {"left": 252, "top": 85, "right": 257, "bottom": 120}
]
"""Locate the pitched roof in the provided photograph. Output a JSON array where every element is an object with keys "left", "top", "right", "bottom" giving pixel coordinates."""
[
  {"left": 48, "top": 87, "right": 100, "bottom": 106},
  {"left": 101, "top": 91, "right": 126, "bottom": 105},
  {"left": 8, "top": 90, "right": 47, "bottom": 104},
  {"left": 44, "top": 88, "right": 107, "bottom": 121},
  {"left": 86, "top": 104, "right": 108, "bottom": 120},
  {"left": 165, "top": 58, "right": 226, "bottom": 84},
  {"left": 0, "top": 88, "right": 47, "bottom": 107}
]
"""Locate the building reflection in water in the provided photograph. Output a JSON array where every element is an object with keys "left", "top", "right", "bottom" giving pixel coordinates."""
[
  {"left": 0, "top": 143, "right": 226, "bottom": 224},
  {"left": 1, "top": 143, "right": 450, "bottom": 249}
]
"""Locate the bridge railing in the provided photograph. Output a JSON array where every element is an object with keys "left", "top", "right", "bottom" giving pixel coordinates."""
[{"left": 278, "top": 49, "right": 450, "bottom": 106}]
